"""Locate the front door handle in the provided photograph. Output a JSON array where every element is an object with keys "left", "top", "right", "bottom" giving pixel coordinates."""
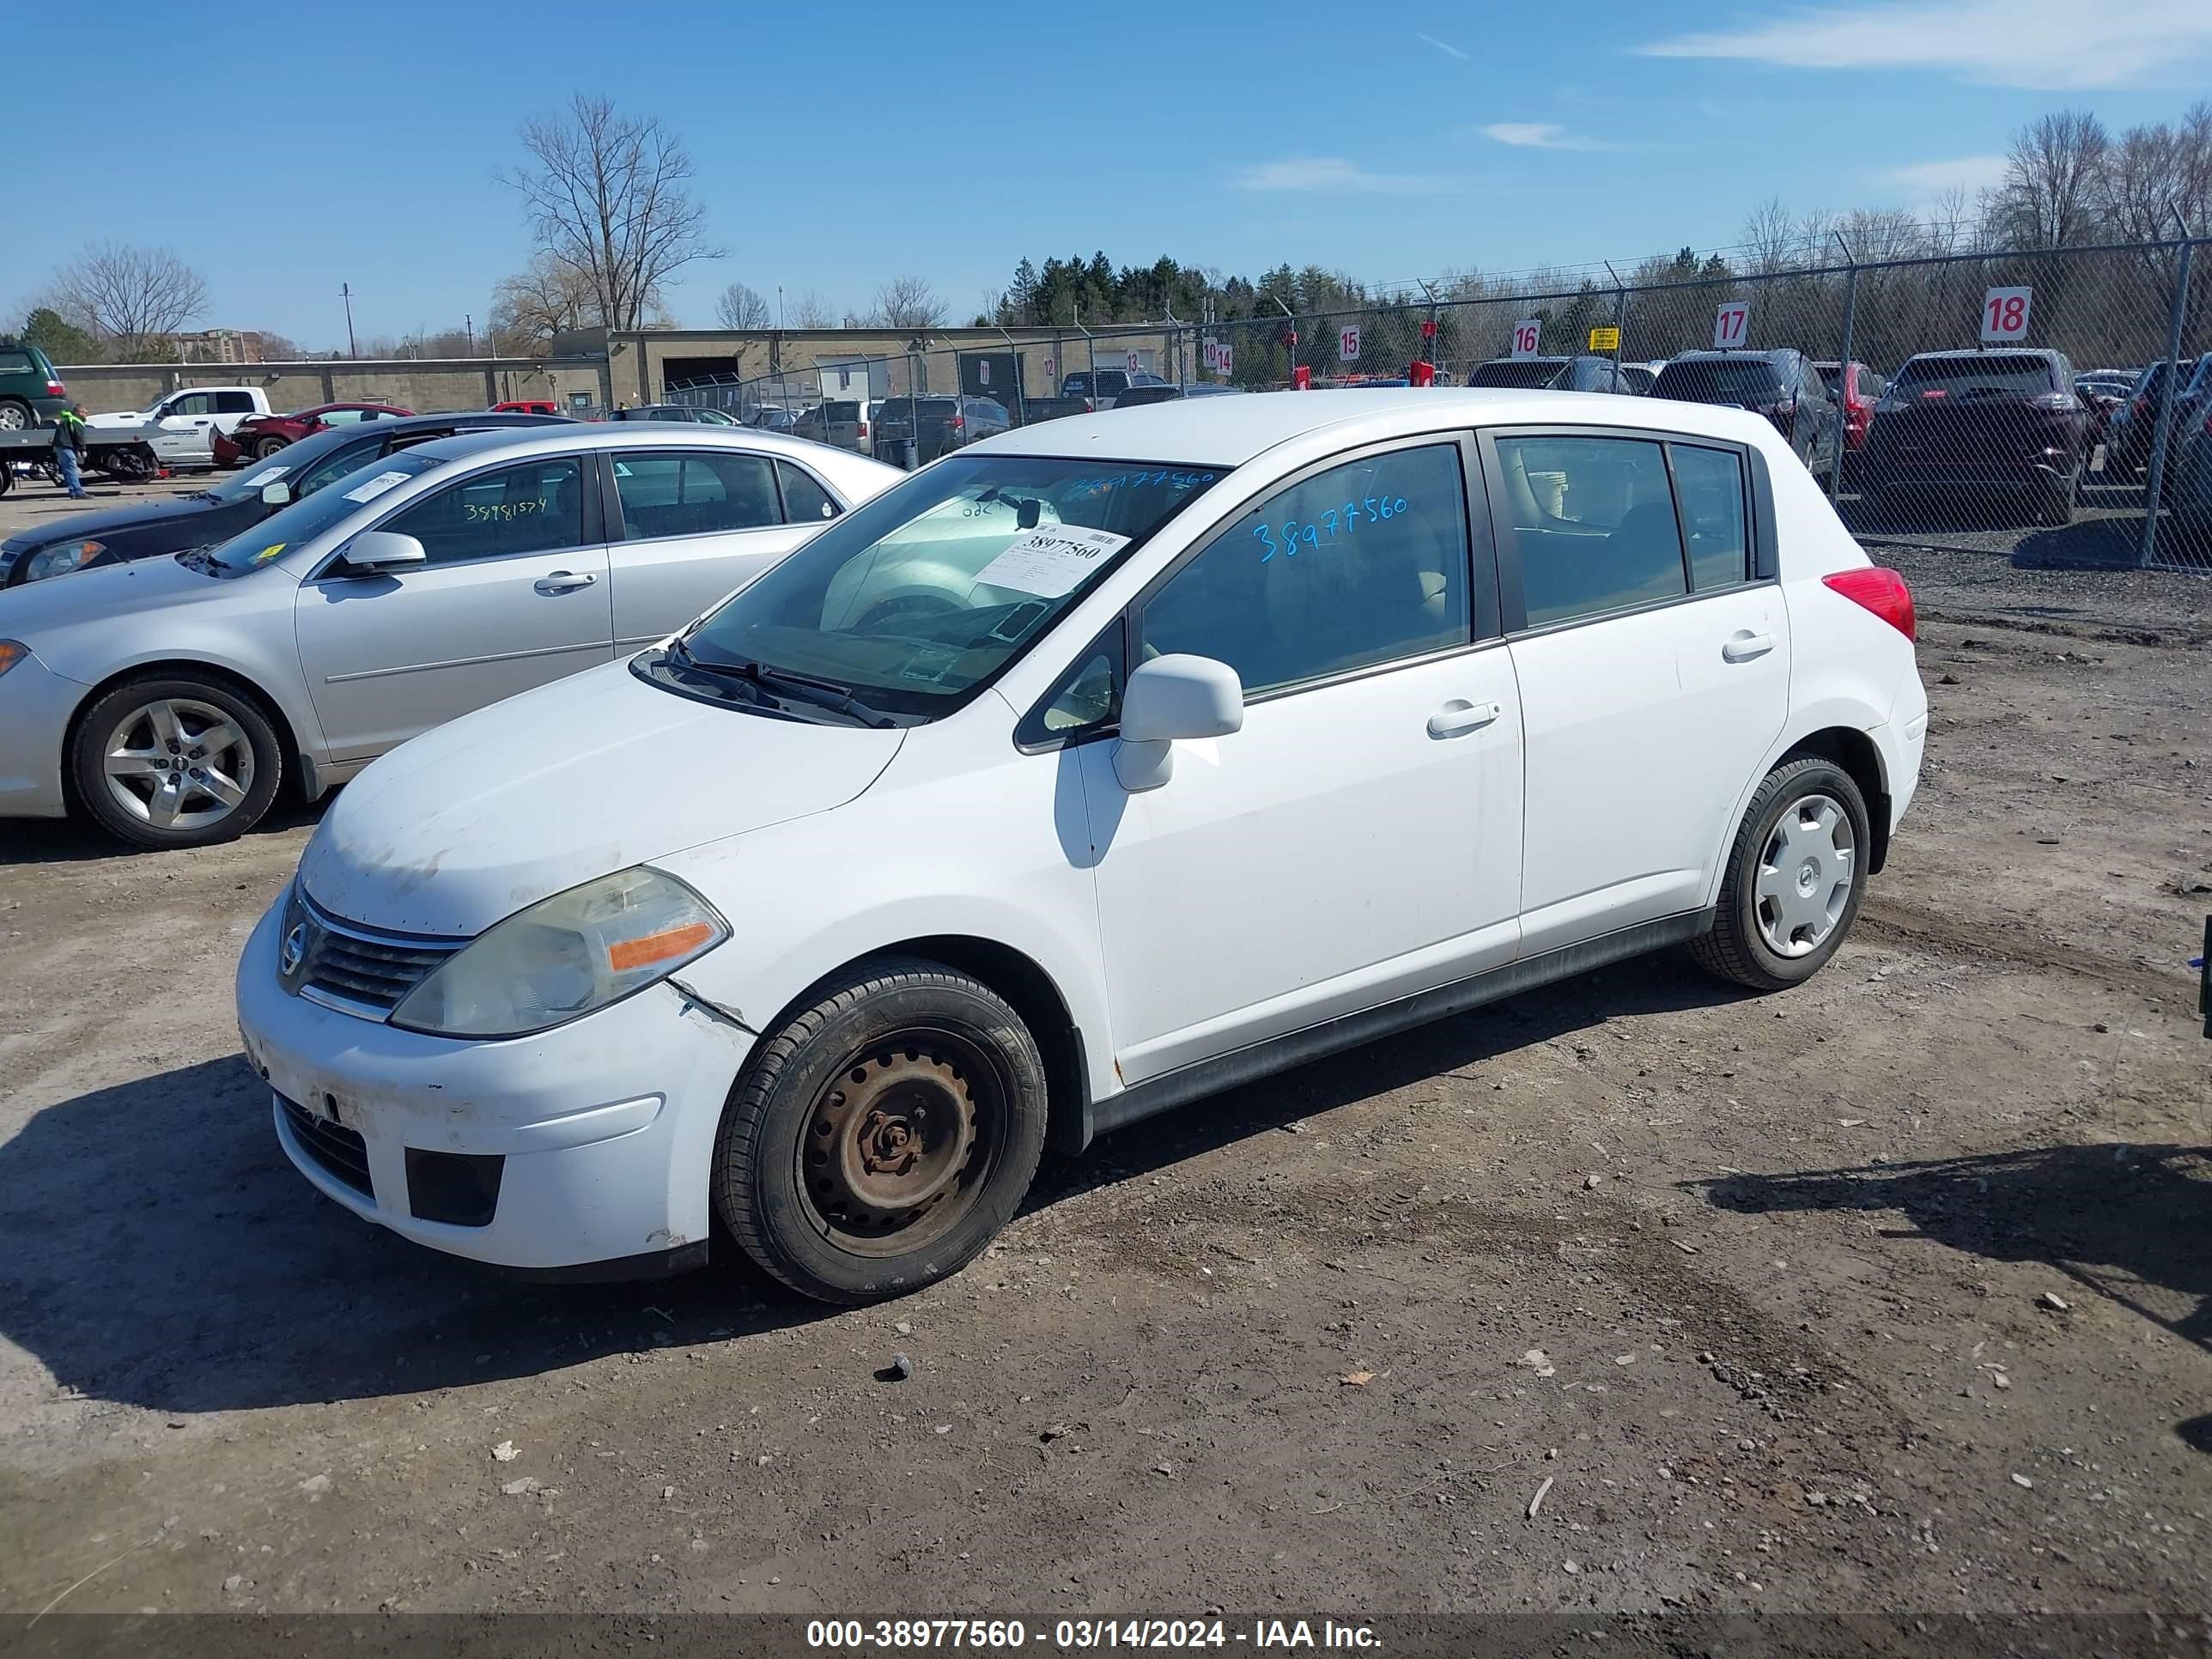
[
  {"left": 1722, "top": 630, "right": 1774, "bottom": 663},
  {"left": 535, "top": 570, "right": 598, "bottom": 594},
  {"left": 1427, "top": 699, "right": 1502, "bottom": 738}
]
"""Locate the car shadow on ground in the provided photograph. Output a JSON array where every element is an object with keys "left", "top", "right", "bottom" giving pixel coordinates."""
[
  {"left": 0, "top": 954, "right": 1752, "bottom": 1416},
  {"left": 0, "top": 798, "right": 326, "bottom": 867},
  {"left": 1683, "top": 1145, "right": 2212, "bottom": 1442}
]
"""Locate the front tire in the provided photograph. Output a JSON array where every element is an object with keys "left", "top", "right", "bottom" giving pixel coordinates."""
[
  {"left": 714, "top": 957, "right": 1048, "bottom": 1304},
  {"left": 1692, "top": 757, "right": 1871, "bottom": 992},
  {"left": 70, "top": 675, "right": 283, "bottom": 849}
]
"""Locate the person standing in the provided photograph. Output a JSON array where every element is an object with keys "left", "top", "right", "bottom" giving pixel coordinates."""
[{"left": 52, "top": 402, "right": 89, "bottom": 499}]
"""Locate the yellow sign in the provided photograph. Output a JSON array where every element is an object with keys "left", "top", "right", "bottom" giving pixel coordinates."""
[{"left": 1588, "top": 326, "right": 1620, "bottom": 353}]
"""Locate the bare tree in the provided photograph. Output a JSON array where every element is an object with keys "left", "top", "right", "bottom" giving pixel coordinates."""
[
  {"left": 714, "top": 282, "right": 773, "bottom": 331},
  {"left": 2097, "top": 101, "right": 2212, "bottom": 244},
  {"left": 785, "top": 290, "right": 836, "bottom": 328},
  {"left": 47, "top": 242, "right": 210, "bottom": 355},
  {"left": 1740, "top": 197, "right": 1799, "bottom": 274},
  {"left": 872, "top": 276, "right": 948, "bottom": 331},
  {"left": 1993, "top": 109, "right": 2112, "bottom": 248},
  {"left": 501, "top": 94, "right": 723, "bottom": 332},
  {"left": 255, "top": 331, "right": 306, "bottom": 362},
  {"left": 1836, "top": 206, "right": 1931, "bottom": 264},
  {"left": 489, "top": 256, "right": 603, "bottom": 354}
]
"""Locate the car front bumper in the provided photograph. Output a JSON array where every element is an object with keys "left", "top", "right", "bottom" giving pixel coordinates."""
[
  {"left": 235, "top": 897, "right": 754, "bottom": 1272},
  {"left": 0, "top": 647, "right": 83, "bottom": 817}
]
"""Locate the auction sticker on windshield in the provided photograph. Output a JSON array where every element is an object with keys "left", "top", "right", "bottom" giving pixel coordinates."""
[
  {"left": 240, "top": 465, "right": 291, "bottom": 488},
  {"left": 343, "top": 471, "right": 412, "bottom": 503},
  {"left": 973, "top": 524, "right": 1130, "bottom": 598}
]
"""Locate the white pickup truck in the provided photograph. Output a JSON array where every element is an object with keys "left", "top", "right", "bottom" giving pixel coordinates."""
[{"left": 86, "top": 386, "right": 271, "bottom": 468}]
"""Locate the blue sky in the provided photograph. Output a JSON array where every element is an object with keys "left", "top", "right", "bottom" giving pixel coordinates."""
[{"left": 8, "top": 0, "right": 2210, "bottom": 349}]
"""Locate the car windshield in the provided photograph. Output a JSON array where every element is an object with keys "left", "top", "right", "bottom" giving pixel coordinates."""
[
  {"left": 659, "top": 454, "right": 1224, "bottom": 720},
  {"left": 1890, "top": 356, "right": 2056, "bottom": 400},
  {"left": 1469, "top": 361, "right": 1564, "bottom": 389},
  {"left": 1654, "top": 361, "right": 1784, "bottom": 404},
  {"left": 198, "top": 428, "right": 355, "bottom": 502},
  {"left": 199, "top": 451, "right": 445, "bottom": 575}
]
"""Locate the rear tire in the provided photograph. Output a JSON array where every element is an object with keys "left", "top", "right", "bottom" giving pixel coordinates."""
[
  {"left": 713, "top": 957, "right": 1048, "bottom": 1304},
  {"left": 70, "top": 674, "right": 283, "bottom": 849},
  {"left": 2037, "top": 472, "right": 2077, "bottom": 527},
  {"left": 1691, "top": 757, "right": 1871, "bottom": 993},
  {"left": 0, "top": 398, "right": 32, "bottom": 431},
  {"left": 254, "top": 435, "right": 288, "bottom": 460}
]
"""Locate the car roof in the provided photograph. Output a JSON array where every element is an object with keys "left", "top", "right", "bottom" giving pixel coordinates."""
[
  {"left": 1665, "top": 349, "right": 1794, "bottom": 363},
  {"left": 402, "top": 422, "right": 873, "bottom": 468},
  {"left": 1901, "top": 347, "right": 2060, "bottom": 361},
  {"left": 963, "top": 386, "right": 1772, "bottom": 466}
]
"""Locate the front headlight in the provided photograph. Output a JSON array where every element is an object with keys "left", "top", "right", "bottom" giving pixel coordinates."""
[
  {"left": 389, "top": 866, "right": 727, "bottom": 1039},
  {"left": 24, "top": 540, "right": 106, "bottom": 582}
]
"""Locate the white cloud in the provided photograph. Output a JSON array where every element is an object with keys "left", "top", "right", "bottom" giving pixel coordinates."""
[
  {"left": 1480, "top": 123, "right": 1612, "bottom": 152},
  {"left": 1231, "top": 156, "right": 1441, "bottom": 194},
  {"left": 1638, "top": 0, "right": 2212, "bottom": 91},
  {"left": 1880, "top": 155, "right": 2008, "bottom": 195},
  {"left": 1417, "top": 32, "right": 1470, "bottom": 60}
]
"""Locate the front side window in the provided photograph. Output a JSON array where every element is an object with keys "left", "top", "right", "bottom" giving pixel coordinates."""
[
  {"left": 669, "top": 455, "right": 1222, "bottom": 719},
  {"left": 380, "top": 457, "right": 586, "bottom": 565},
  {"left": 319, "top": 408, "right": 369, "bottom": 426},
  {"left": 1670, "top": 445, "right": 1750, "bottom": 591},
  {"left": 168, "top": 393, "right": 213, "bottom": 417},
  {"left": 1140, "top": 444, "right": 1471, "bottom": 697},
  {"left": 1495, "top": 434, "right": 1685, "bottom": 626},
  {"left": 611, "top": 451, "right": 780, "bottom": 540}
]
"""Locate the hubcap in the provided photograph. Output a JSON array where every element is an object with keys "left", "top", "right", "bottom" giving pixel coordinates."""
[
  {"left": 1753, "top": 793, "right": 1855, "bottom": 957},
  {"left": 101, "top": 697, "right": 253, "bottom": 832},
  {"left": 0, "top": 404, "right": 26, "bottom": 431},
  {"left": 800, "top": 1039, "right": 994, "bottom": 1255}
]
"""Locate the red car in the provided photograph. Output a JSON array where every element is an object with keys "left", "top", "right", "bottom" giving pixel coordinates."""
[
  {"left": 212, "top": 401, "right": 413, "bottom": 466},
  {"left": 1814, "top": 360, "right": 1887, "bottom": 452},
  {"left": 492, "top": 398, "right": 560, "bottom": 415}
]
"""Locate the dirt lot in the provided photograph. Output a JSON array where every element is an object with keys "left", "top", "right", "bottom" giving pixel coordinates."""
[{"left": 0, "top": 535, "right": 2206, "bottom": 1642}]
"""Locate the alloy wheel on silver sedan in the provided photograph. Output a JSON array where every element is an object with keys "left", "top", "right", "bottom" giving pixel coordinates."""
[{"left": 100, "top": 697, "right": 256, "bottom": 832}]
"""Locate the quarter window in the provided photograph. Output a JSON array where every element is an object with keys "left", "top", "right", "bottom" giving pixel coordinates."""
[
  {"left": 1140, "top": 443, "right": 1471, "bottom": 696},
  {"left": 611, "top": 451, "right": 781, "bottom": 539},
  {"left": 1669, "top": 445, "right": 1751, "bottom": 591},
  {"left": 1495, "top": 434, "right": 1686, "bottom": 626},
  {"left": 380, "top": 457, "right": 586, "bottom": 565},
  {"left": 777, "top": 459, "right": 839, "bottom": 523}
]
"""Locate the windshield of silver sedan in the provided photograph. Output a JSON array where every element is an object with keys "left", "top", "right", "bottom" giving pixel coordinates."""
[
  {"left": 647, "top": 454, "right": 1223, "bottom": 720},
  {"left": 194, "top": 452, "right": 445, "bottom": 576}
]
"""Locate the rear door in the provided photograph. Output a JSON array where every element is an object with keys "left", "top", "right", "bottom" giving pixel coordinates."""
[
  {"left": 601, "top": 447, "right": 841, "bottom": 648},
  {"left": 1487, "top": 427, "right": 1789, "bottom": 951},
  {"left": 293, "top": 453, "right": 613, "bottom": 759}
]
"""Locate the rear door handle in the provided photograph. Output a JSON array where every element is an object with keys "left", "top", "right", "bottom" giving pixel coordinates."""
[
  {"left": 534, "top": 570, "right": 598, "bottom": 594},
  {"left": 1427, "top": 699, "right": 1502, "bottom": 738},
  {"left": 1722, "top": 631, "right": 1774, "bottom": 663}
]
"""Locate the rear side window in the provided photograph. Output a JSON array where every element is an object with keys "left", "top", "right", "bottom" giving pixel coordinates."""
[
  {"left": 776, "top": 460, "right": 839, "bottom": 522},
  {"left": 0, "top": 349, "right": 32, "bottom": 374},
  {"left": 1495, "top": 434, "right": 1686, "bottom": 626},
  {"left": 1670, "top": 446, "right": 1750, "bottom": 591},
  {"left": 612, "top": 451, "right": 781, "bottom": 539},
  {"left": 215, "top": 391, "right": 258, "bottom": 414},
  {"left": 1891, "top": 356, "right": 2057, "bottom": 398},
  {"left": 1140, "top": 443, "right": 1472, "bottom": 696}
]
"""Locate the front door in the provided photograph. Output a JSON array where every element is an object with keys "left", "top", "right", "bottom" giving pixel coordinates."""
[
  {"left": 152, "top": 392, "right": 218, "bottom": 464},
  {"left": 1489, "top": 429, "right": 1790, "bottom": 952},
  {"left": 294, "top": 454, "right": 613, "bottom": 760},
  {"left": 1077, "top": 439, "right": 1524, "bottom": 1085}
]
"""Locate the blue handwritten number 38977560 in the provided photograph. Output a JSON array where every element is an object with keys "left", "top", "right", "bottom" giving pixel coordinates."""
[{"left": 1252, "top": 494, "right": 1409, "bottom": 562}]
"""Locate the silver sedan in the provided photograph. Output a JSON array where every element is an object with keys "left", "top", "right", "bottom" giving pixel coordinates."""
[{"left": 0, "top": 425, "right": 901, "bottom": 848}]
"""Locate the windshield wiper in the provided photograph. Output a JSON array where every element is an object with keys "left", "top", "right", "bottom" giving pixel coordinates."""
[{"left": 669, "top": 641, "right": 906, "bottom": 727}]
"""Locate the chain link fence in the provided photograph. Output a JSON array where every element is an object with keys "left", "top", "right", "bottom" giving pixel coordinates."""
[{"left": 665, "top": 240, "right": 2210, "bottom": 570}]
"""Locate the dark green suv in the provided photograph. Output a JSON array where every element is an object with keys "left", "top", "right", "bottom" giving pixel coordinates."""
[{"left": 0, "top": 342, "right": 70, "bottom": 430}]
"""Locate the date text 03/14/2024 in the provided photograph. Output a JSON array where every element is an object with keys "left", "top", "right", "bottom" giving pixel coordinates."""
[{"left": 804, "top": 1619, "right": 1382, "bottom": 1650}]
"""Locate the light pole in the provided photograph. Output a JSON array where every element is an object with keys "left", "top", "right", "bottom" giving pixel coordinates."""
[{"left": 341, "top": 283, "right": 357, "bottom": 359}]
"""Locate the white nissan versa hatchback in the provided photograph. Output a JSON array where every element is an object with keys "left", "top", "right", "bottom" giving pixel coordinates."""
[{"left": 236, "top": 390, "right": 1926, "bottom": 1304}]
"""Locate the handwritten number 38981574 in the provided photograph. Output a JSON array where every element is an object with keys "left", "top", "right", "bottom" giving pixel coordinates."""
[{"left": 1253, "top": 495, "right": 1408, "bottom": 562}]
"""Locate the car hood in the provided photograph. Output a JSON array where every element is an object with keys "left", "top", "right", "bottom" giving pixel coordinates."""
[
  {"left": 0, "top": 550, "right": 242, "bottom": 636},
  {"left": 1, "top": 496, "right": 222, "bottom": 553},
  {"left": 299, "top": 659, "right": 907, "bottom": 938}
]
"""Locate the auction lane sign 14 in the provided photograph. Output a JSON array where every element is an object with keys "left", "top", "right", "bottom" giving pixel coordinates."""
[
  {"left": 1981, "top": 286, "right": 2032, "bottom": 343},
  {"left": 1713, "top": 301, "right": 1750, "bottom": 349}
]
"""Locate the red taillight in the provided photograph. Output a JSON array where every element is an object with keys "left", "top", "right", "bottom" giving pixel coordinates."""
[
  {"left": 949, "top": 416, "right": 964, "bottom": 431},
  {"left": 1824, "top": 567, "right": 1915, "bottom": 641},
  {"left": 46, "top": 379, "right": 65, "bottom": 396},
  {"left": 856, "top": 421, "right": 867, "bottom": 437}
]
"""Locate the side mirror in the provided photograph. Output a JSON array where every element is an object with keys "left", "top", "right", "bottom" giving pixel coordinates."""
[
  {"left": 340, "top": 530, "right": 428, "bottom": 574},
  {"left": 1113, "top": 654, "right": 1243, "bottom": 792},
  {"left": 259, "top": 482, "right": 292, "bottom": 507}
]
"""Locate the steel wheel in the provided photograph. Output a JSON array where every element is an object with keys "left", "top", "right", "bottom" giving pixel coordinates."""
[
  {"left": 0, "top": 400, "right": 30, "bottom": 431},
  {"left": 100, "top": 697, "right": 256, "bottom": 832},
  {"left": 1753, "top": 792, "right": 1855, "bottom": 957},
  {"left": 796, "top": 1032, "right": 1001, "bottom": 1257},
  {"left": 255, "top": 436, "right": 287, "bottom": 459}
]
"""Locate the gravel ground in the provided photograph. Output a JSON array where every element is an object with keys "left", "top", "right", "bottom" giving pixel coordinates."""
[{"left": 0, "top": 537, "right": 2205, "bottom": 1644}]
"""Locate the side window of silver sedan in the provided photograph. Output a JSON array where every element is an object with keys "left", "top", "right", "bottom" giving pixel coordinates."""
[{"left": 381, "top": 459, "right": 587, "bottom": 565}]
